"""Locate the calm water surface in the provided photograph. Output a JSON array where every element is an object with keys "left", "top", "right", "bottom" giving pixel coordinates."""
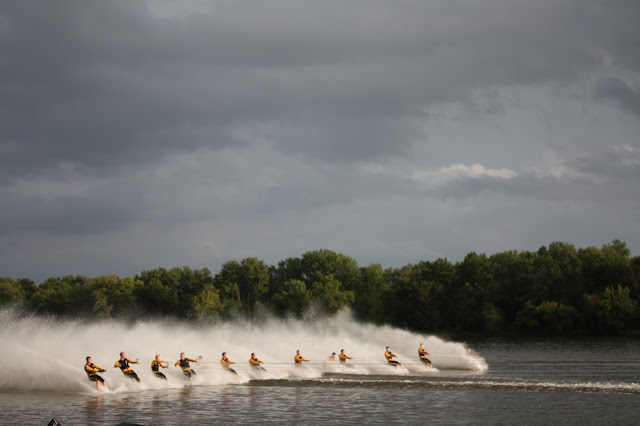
[{"left": 2, "top": 338, "right": 639, "bottom": 425}]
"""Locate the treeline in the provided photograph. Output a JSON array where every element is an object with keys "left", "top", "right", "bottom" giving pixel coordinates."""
[{"left": 1, "top": 240, "right": 639, "bottom": 335}]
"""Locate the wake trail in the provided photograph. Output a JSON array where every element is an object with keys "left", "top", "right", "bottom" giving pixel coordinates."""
[{"left": 250, "top": 376, "right": 640, "bottom": 395}]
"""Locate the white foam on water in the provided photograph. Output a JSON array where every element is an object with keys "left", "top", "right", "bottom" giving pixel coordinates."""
[{"left": 0, "top": 308, "right": 486, "bottom": 393}]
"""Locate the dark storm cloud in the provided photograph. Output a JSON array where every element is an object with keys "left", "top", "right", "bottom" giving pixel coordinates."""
[
  {"left": 0, "top": 194, "right": 141, "bottom": 235},
  {"left": 577, "top": 0, "right": 640, "bottom": 72},
  {"left": 2, "top": 0, "right": 640, "bottom": 280},
  {"left": 0, "top": 170, "right": 150, "bottom": 235},
  {"left": 0, "top": 1, "right": 243, "bottom": 179},
  {"left": 595, "top": 78, "right": 640, "bottom": 117},
  {"left": 3, "top": 0, "right": 639, "bottom": 183}
]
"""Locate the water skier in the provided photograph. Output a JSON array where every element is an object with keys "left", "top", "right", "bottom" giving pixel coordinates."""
[
  {"left": 114, "top": 352, "right": 141, "bottom": 382},
  {"left": 324, "top": 352, "right": 337, "bottom": 367},
  {"left": 385, "top": 346, "right": 401, "bottom": 368},
  {"left": 151, "top": 354, "right": 169, "bottom": 380},
  {"left": 249, "top": 353, "right": 266, "bottom": 371},
  {"left": 175, "top": 352, "right": 198, "bottom": 380},
  {"left": 339, "top": 349, "right": 353, "bottom": 367},
  {"left": 418, "top": 343, "right": 432, "bottom": 368},
  {"left": 294, "top": 349, "right": 309, "bottom": 366},
  {"left": 85, "top": 356, "right": 107, "bottom": 390},
  {"left": 220, "top": 352, "right": 237, "bottom": 374}
]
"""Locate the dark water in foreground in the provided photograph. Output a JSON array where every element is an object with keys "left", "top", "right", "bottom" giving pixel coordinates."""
[{"left": 1, "top": 338, "right": 639, "bottom": 425}]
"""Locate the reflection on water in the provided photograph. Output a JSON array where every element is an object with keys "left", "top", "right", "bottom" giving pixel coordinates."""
[
  {"left": 2, "top": 381, "right": 639, "bottom": 425},
  {"left": 85, "top": 396, "right": 103, "bottom": 425}
]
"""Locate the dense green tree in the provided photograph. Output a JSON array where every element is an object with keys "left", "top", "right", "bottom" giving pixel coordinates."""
[
  {"left": 300, "top": 249, "right": 360, "bottom": 291},
  {"left": 192, "top": 284, "right": 223, "bottom": 321},
  {"left": 2, "top": 240, "right": 639, "bottom": 335},
  {"left": 353, "top": 264, "right": 391, "bottom": 323},
  {"left": 214, "top": 258, "right": 269, "bottom": 317},
  {"left": 597, "top": 285, "right": 637, "bottom": 333},
  {"left": 515, "top": 300, "right": 579, "bottom": 333},
  {"left": 135, "top": 274, "right": 179, "bottom": 315},
  {"left": 92, "top": 289, "right": 113, "bottom": 319},
  {"left": 416, "top": 259, "right": 455, "bottom": 328},
  {"left": 481, "top": 302, "right": 505, "bottom": 333},
  {"left": 310, "top": 274, "right": 354, "bottom": 314},
  {"left": 385, "top": 264, "right": 413, "bottom": 327},
  {"left": 531, "top": 242, "right": 581, "bottom": 305},
  {"left": 413, "top": 280, "right": 446, "bottom": 331},
  {"left": 489, "top": 250, "right": 534, "bottom": 324},
  {"left": 213, "top": 261, "right": 240, "bottom": 309},
  {"left": 410, "top": 260, "right": 452, "bottom": 330},
  {"left": 19, "top": 278, "right": 37, "bottom": 300},
  {"left": 89, "top": 275, "right": 139, "bottom": 317},
  {"left": 387, "top": 263, "right": 447, "bottom": 331},
  {"left": 450, "top": 253, "right": 494, "bottom": 331},
  {"left": 456, "top": 252, "right": 493, "bottom": 289},
  {"left": 630, "top": 256, "right": 640, "bottom": 300},
  {"left": 29, "top": 277, "right": 73, "bottom": 315},
  {"left": 0, "top": 277, "right": 25, "bottom": 305},
  {"left": 237, "top": 257, "right": 269, "bottom": 316},
  {"left": 599, "top": 240, "right": 632, "bottom": 288},
  {"left": 535, "top": 301, "right": 578, "bottom": 333},
  {"left": 271, "top": 279, "right": 311, "bottom": 317},
  {"left": 579, "top": 240, "right": 631, "bottom": 294},
  {"left": 515, "top": 301, "right": 540, "bottom": 329},
  {"left": 135, "top": 267, "right": 211, "bottom": 316},
  {"left": 453, "top": 282, "right": 485, "bottom": 331},
  {"left": 269, "top": 257, "right": 304, "bottom": 295},
  {"left": 578, "top": 246, "right": 604, "bottom": 294}
]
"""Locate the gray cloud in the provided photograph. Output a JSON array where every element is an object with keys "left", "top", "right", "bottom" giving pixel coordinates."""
[
  {"left": 595, "top": 77, "right": 640, "bottom": 117},
  {"left": 3, "top": 0, "right": 635, "bottom": 177},
  {"left": 1, "top": 0, "right": 640, "bottom": 281}
]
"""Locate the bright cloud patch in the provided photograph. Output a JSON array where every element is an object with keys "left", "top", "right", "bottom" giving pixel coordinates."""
[
  {"left": 419, "top": 163, "right": 517, "bottom": 183},
  {"left": 360, "top": 162, "right": 517, "bottom": 187}
]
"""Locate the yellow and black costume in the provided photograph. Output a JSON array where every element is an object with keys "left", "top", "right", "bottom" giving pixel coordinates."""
[
  {"left": 85, "top": 362, "right": 105, "bottom": 383},
  {"left": 339, "top": 353, "right": 352, "bottom": 364},
  {"left": 385, "top": 349, "right": 401, "bottom": 367},
  {"left": 115, "top": 358, "right": 140, "bottom": 382},
  {"left": 294, "top": 354, "right": 309, "bottom": 365},
  {"left": 151, "top": 359, "right": 168, "bottom": 380},
  {"left": 249, "top": 356, "right": 266, "bottom": 371},
  {"left": 339, "top": 352, "right": 354, "bottom": 368},
  {"left": 418, "top": 347, "right": 432, "bottom": 367},
  {"left": 175, "top": 357, "right": 197, "bottom": 378},
  {"left": 220, "top": 356, "right": 237, "bottom": 374}
]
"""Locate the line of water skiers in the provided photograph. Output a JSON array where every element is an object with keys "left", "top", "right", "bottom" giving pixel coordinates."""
[{"left": 84, "top": 343, "right": 433, "bottom": 390}]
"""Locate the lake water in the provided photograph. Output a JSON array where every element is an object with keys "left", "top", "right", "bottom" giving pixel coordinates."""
[{"left": 1, "top": 310, "right": 639, "bottom": 425}]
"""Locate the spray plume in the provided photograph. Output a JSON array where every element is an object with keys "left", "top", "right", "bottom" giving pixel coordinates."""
[{"left": 0, "top": 308, "right": 487, "bottom": 393}]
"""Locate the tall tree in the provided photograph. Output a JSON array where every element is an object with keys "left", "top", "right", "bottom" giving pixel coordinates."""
[
  {"left": 310, "top": 274, "right": 355, "bottom": 314},
  {"left": 300, "top": 249, "right": 360, "bottom": 291},
  {"left": 597, "top": 285, "right": 638, "bottom": 333},
  {"left": 271, "top": 279, "right": 311, "bottom": 317},
  {"left": 0, "top": 277, "right": 25, "bottom": 305},
  {"left": 214, "top": 258, "right": 269, "bottom": 317},
  {"left": 192, "top": 284, "right": 223, "bottom": 321},
  {"left": 353, "top": 264, "right": 392, "bottom": 323},
  {"left": 29, "top": 277, "right": 73, "bottom": 315}
]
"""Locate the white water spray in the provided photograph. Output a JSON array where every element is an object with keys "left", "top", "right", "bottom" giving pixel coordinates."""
[{"left": 0, "top": 308, "right": 487, "bottom": 394}]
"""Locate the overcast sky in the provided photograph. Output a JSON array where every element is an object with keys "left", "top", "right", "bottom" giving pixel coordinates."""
[{"left": 1, "top": 0, "right": 639, "bottom": 282}]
